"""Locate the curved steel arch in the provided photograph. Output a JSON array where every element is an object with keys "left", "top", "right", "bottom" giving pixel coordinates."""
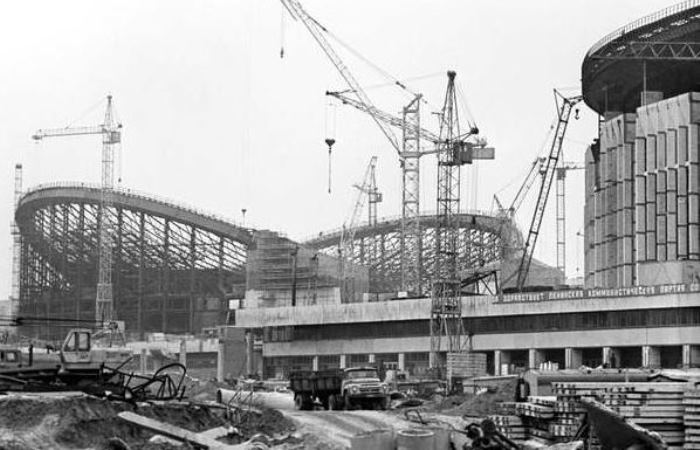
[
  {"left": 303, "top": 211, "right": 522, "bottom": 293},
  {"left": 15, "top": 183, "right": 253, "bottom": 339},
  {"left": 582, "top": 1, "right": 700, "bottom": 115}
]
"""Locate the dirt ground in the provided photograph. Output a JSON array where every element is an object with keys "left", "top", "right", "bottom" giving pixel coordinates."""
[{"left": 0, "top": 393, "right": 296, "bottom": 450}]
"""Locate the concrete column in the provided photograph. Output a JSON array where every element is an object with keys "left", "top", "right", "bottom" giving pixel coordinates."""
[
  {"left": 429, "top": 351, "right": 437, "bottom": 369},
  {"left": 683, "top": 344, "right": 691, "bottom": 368},
  {"left": 179, "top": 339, "right": 187, "bottom": 367},
  {"left": 603, "top": 347, "right": 611, "bottom": 367},
  {"left": 692, "top": 345, "right": 700, "bottom": 367},
  {"left": 245, "top": 331, "right": 254, "bottom": 376},
  {"left": 398, "top": 353, "right": 405, "bottom": 371},
  {"left": 642, "top": 346, "right": 661, "bottom": 368},
  {"left": 565, "top": 348, "right": 583, "bottom": 369},
  {"left": 340, "top": 354, "right": 347, "bottom": 369},
  {"left": 368, "top": 354, "right": 376, "bottom": 364},
  {"left": 528, "top": 349, "right": 544, "bottom": 369},
  {"left": 312, "top": 355, "right": 319, "bottom": 371},
  {"left": 494, "top": 351, "right": 502, "bottom": 376},
  {"left": 603, "top": 347, "right": 622, "bottom": 368},
  {"left": 140, "top": 348, "right": 148, "bottom": 373},
  {"left": 217, "top": 340, "right": 225, "bottom": 382}
]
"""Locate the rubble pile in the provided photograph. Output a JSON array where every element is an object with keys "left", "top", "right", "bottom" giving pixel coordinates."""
[{"left": 0, "top": 393, "right": 296, "bottom": 450}]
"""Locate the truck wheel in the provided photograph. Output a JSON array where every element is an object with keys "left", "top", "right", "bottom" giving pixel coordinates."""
[
  {"left": 294, "top": 394, "right": 303, "bottom": 410},
  {"left": 344, "top": 392, "right": 353, "bottom": 410},
  {"left": 379, "top": 396, "right": 389, "bottom": 410},
  {"left": 321, "top": 396, "right": 330, "bottom": 410},
  {"left": 302, "top": 394, "right": 313, "bottom": 410},
  {"left": 328, "top": 394, "right": 339, "bottom": 410}
]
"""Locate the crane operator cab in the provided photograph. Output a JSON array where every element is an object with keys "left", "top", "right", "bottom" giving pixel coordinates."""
[{"left": 60, "top": 322, "right": 131, "bottom": 369}]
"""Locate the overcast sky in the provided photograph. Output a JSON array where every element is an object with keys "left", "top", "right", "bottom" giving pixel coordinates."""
[{"left": 0, "top": 0, "right": 673, "bottom": 298}]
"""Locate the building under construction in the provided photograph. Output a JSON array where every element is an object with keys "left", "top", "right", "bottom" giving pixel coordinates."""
[
  {"left": 11, "top": 2, "right": 700, "bottom": 378},
  {"left": 234, "top": 1, "right": 700, "bottom": 378}
]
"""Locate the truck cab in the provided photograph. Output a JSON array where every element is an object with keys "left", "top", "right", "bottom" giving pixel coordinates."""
[{"left": 340, "top": 367, "right": 390, "bottom": 409}]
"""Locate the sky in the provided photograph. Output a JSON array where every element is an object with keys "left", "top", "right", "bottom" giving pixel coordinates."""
[{"left": 0, "top": 0, "right": 674, "bottom": 298}]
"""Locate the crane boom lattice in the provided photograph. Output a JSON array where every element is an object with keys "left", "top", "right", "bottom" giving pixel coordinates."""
[
  {"left": 281, "top": 0, "right": 429, "bottom": 295},
  {"left": 32, "top": 95, "right": 122, "bottom": 323},
  {"left": 515, "top": 91, "right": 581, "bottom": 290}
]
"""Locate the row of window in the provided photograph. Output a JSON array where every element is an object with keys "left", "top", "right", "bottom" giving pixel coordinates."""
[{"left": 264, "top": 307, "right": 700, "bottom": 342}]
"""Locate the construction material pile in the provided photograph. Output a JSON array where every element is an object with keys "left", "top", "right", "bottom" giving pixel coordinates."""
[
  {"left": 490, "top": 381, "right": 698, "bottom": 448},
  {"left": 0, "top": 392, "right": 296, "bottom": 450},
  {"left": 686, "top": 389, "right": 700, "bottom": 449}
]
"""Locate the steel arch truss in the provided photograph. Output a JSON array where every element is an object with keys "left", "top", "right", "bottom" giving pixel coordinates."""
[
  {"left": 305, "top": 213, "right": 518, "bottom": 294},
  {"left": 17, "top": 189, "right": 249, "bottom": 340}
]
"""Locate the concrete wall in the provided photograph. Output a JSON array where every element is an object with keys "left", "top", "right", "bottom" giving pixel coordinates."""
[
  {"left": 584, "top": 92, "right": 700, "bottom": 287},
  {"left": 235, "top": 288, "right": 698, "bottom": 328},
  {"left": 261, "top": 326, "right": 698, "bottom": 356}
]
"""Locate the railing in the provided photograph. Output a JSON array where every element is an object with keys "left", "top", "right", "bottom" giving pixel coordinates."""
[
  {"left": 586, "top": 0, "right": 700, "bottom": 57},
  {"left": 20, "top": 182, "right": 265, "bottom": 233},
  {"left": 298, "top": 208, "right": 506, "bottom": 243}
]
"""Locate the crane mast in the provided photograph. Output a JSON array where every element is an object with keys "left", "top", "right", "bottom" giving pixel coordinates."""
[
  {"left": 430, "top": 71, "right": 494, "bottom": 368},
  {"left": 339, "top": 156, "right": 380, "bottom": 302},
  {"left": 515, "top": 90, "right": 581, "bottom": 290},
  {"left": 555, "top": 161, "right": 584, "bottom": 275},
  {"left": 9, "top": 164, "right": 23, "bottom": 328},
  {"left": 33, "top": 95, "right": 122, "bottom": 323},
  {"left": 281, "top": 0, "right": 427, "bottom": 295}
]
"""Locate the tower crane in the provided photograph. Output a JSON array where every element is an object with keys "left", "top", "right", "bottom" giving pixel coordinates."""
[
  {"left": 280, "top": 0, "right": 427, "bottom": 295},
  {"left": 555, "top": 161, "right": 584, "bottom": 275},
  {"left": 32, "top": 95, "right": 122, "bottom": 324},
  {"left": 430, "top": 71, "right": 494, "bottom": 369},
  {"left": 515, "top": 90, "right": 581, "bottom": 291},
  {"left": 339, "top": 156, "right": 381, "bottom": 302}
]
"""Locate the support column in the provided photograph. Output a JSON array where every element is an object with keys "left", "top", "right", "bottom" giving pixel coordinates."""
[
  {"left": 140, "top": 348, "right": 148, "bottom": 373},
  {"left": 642, "top": 345, "right": 661, "bottom": 368},
  {"left": 179, "top": 339, "right": 187, "bottom": 367},
  {"left": 497, "top": 350, "right": 513, "bottom": 375},
  {"left": 217, "top": 338, "right": 225, "bottom": 382},
  {"left": 494, "top": 350, "right": 502, "bottom": 376},
  {"left": 691, "top": 345, "right": 700, "bottom": 367},
  {"left": 398, "top": 353, "right": 405, "bottom": 371},
  {"left": 528, "top": 349, "right": 544, "bottom": 369},
  {"left": 603, "top": 347, "right": 622, "bottom": 368},
  {"left": 683, "top": 344, "right": 691, "bottom": 368},
  {"left": 429, "top": 351, "right": 437, "bottom": 369},
  {"left": 368, "top": 354, "right": 376, "bottom": 364},
  {"left": 312, "top": 356, "right": 319, "bottom": 371},
  {"left": 245, "top": 331, "right": 254, "bottom": 376},
  {"left": 565, "top": 348, "right": 583, "bottom": 369},
  {"left": 340, "top": 354, "right": 347, "bottom": 369}
]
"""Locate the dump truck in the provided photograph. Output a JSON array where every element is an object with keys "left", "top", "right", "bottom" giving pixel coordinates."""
[{"left": 289, "top": 366, "right": 390, "bottom": 410}]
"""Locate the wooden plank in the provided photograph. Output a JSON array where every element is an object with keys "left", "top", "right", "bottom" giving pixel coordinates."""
[{"left": 118, "top": 412, "right": 247, "bottom": 450}]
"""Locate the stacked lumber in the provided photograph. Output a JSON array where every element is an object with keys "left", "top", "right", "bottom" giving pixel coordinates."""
[
  {"left": 446, "top": 352, "right": 487, "bottom": 380},
  {"left": 490, "top": 415, "right": 527, "bottom": 440},
  {"left": 685, "top": 389, "right": 700, "bottom": 450}
]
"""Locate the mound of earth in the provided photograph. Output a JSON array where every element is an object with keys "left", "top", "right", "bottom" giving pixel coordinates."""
[{"left": 0, "top": 394, "right": 295, "bottom": 450}]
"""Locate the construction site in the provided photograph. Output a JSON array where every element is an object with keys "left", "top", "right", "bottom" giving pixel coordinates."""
[{"left": 1, "top": 1, "right": 700, "bottom": 449}]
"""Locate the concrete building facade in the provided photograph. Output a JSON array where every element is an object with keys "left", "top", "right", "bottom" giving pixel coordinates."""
[{"left": 235, "top": 284, "right": 700, "bottom": 379}]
